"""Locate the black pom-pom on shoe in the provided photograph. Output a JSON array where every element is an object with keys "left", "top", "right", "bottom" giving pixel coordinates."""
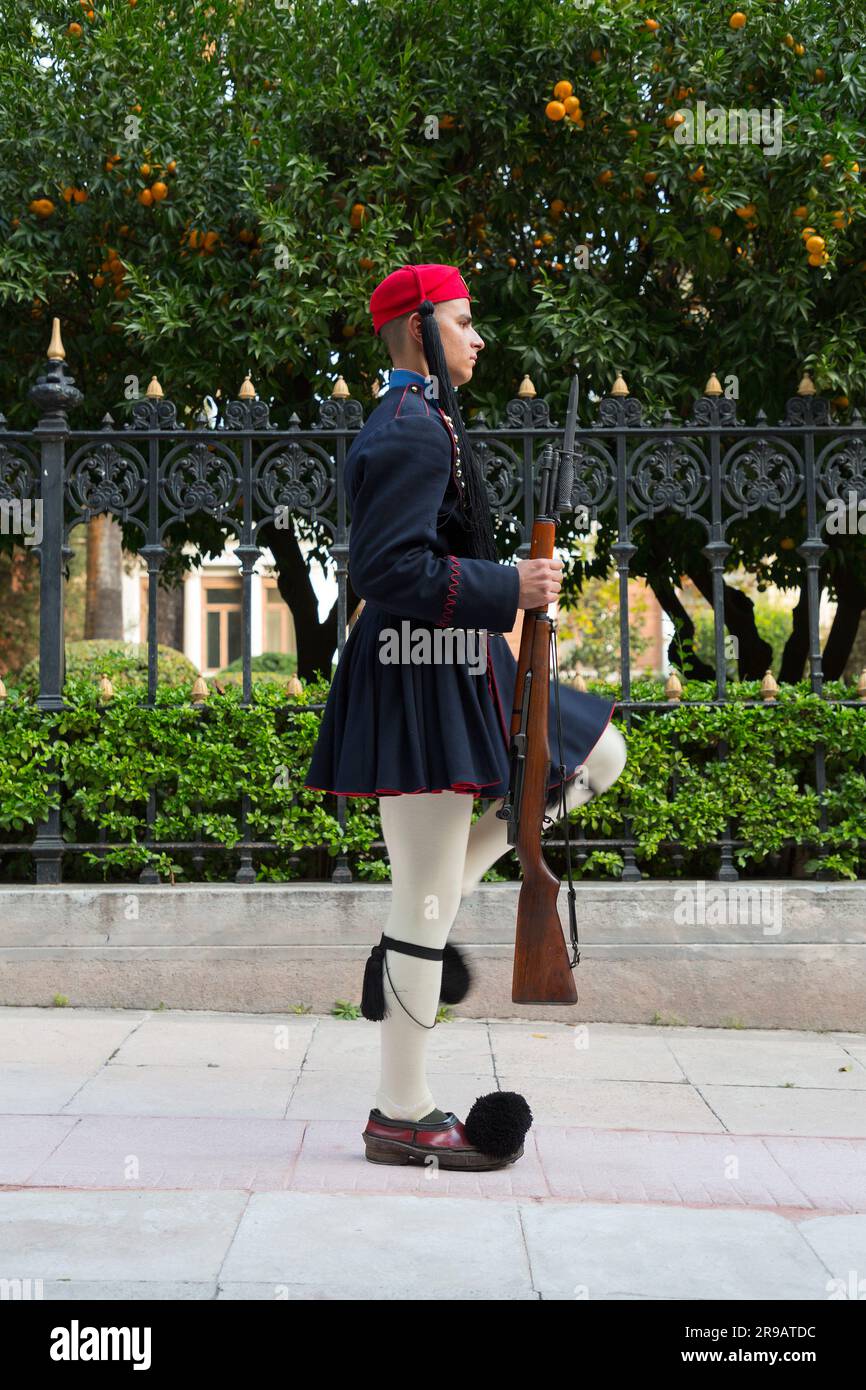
[
  {"left": 463, "top": 1090, "right": 533, "bottom": 1159},
  {"left": 439, "top": 941, "right": 472, "bottom": 1005}
]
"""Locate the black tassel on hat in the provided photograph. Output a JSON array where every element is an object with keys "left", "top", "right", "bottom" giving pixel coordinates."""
[{"left": 417, "top": 299, "right": 499, "bottom": 565}]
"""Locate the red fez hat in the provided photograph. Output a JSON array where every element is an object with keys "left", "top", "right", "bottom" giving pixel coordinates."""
[{"left": 370, "top": 262, "right": 472, "bottom": 335}]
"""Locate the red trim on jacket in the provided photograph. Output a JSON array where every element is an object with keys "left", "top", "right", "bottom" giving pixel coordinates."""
[
  {"left": 436, "top": 554, "right": 460, "bottom": 626},
  {"left": 394, "top": 385, "right": 432, "bottom": 418}
]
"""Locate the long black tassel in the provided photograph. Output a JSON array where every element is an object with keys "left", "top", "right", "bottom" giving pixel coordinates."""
[
  {"left": 418, "top": 299, "right": 499, "bottom": 564},
  {"left": 360, "top": 938, "right": 387, "bottom": 1021},
  {"left": 360, "top": 937, "right": 473, "bottom": 1021}
]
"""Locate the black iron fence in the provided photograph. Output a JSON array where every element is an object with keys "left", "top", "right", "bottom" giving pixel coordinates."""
[{"left": 2, "top": 324, "right": 866, "bottom": 884}]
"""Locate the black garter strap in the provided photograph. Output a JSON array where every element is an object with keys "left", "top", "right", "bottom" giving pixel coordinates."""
[
  {"left": 361, "top": 932, "right": 446, "bottom": 1027},
  {"left": 380, "top": 933, "right": 444, "bottom": 961}
]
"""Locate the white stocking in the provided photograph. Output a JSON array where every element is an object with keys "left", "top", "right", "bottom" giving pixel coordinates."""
[
  {"left": 374, "top": 790, "right": 474, "bottom": 1121},
  {"left": 460, "top": 721, "right": 627, "bottom": 897}
]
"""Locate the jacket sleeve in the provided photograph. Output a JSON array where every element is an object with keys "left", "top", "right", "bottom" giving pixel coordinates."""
[{"left": 348, "top": 413, "right": 521, "bottom": 631}]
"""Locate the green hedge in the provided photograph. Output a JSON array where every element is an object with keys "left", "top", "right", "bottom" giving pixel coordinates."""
[
  {"left": 217, "top": 650, "right": 298, "bottom": 683},
  {"left": 14, "top": 640, "right": 199, "bottom": 697},
  {"left": 0, "top": 675, "right": 865, "bottom": 883}
]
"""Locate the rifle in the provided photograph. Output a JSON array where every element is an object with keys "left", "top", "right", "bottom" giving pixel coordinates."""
[{"left": 496, "top": 373, "right": 581, "bottom": 1004}]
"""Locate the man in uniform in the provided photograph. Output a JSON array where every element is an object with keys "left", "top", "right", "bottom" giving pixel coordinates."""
[{"left": 305, "top": 264, "right": 626, "bottom": 1169}]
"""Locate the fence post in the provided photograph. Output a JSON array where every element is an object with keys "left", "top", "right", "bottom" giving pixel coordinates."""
[{"left": 29, "top": 320, "right": 82, "bottom": 884}]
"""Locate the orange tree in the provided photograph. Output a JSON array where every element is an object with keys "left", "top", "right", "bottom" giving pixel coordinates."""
[{"left": 1, "top": 0, "right": 865, "bottom": 677}]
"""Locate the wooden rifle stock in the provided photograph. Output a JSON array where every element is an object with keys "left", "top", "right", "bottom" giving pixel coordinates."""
[
  {"left": 498, "top": 383, "right": 581, "bottom": 1005},
  {"left": 509, "top": 519, "right": 577, "bottom": 1005}
]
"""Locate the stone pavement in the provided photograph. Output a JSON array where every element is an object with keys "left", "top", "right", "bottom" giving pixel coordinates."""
[{"left": 1, "top": 1007, "right": 865, "bottom": 1300}]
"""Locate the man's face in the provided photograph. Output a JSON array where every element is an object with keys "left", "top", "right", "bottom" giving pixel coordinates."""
[{"left": 433, "top": 298, "right": 484, "bottom": 387}]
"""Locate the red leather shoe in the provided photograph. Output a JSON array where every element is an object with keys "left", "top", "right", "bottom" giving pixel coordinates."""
[{"left": 362, "top": 1108, "right": 524, "bottom": 1171}]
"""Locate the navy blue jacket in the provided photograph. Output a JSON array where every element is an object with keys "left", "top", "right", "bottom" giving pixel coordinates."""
[{"left": 305, "top": 368, "right": 616, "bottom": 797}]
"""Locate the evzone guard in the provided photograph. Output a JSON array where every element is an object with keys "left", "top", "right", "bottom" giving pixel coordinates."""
[{"left": 306, "top": 263, "right": 627, "bottom": 1170}]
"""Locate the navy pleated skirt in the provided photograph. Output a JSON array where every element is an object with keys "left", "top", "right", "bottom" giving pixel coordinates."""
[{"left": 304, "top": 603, "right": 617, "bottom": 799}]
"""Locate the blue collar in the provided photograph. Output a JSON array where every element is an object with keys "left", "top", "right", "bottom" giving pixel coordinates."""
[{"left": 387, "top": 368, "right": 428, "bottom": 390}]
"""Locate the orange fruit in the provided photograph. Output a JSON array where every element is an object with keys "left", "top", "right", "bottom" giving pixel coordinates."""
[
  {"left": 67, "top": 22, "right": 83, "bottom": 36},
  {"left": 793, "top": 205, "right": 808, "bottom": 218},
  {"left": 29, "top": 198, "right": 56, "bottom": 217},
  {"left": 794, "top": 42, "right": 805, "bottom": 56},
  {"left": 590, "top": 48, "right": 603, "bottom": 62},
  {"left": 139, "top": 163, "right": 151, "bottom": 176},
  {"left": 627, "top": 127, "right": 638, "bottom": 140},
  {"left": 549, "top": 198, "right": 566, "bottom": 216},
  {"left": 507, "top": 256, "right": 517, "bottom": 267},
  {"left": 784, "top": 34, "right": 794, "bottom": 47},
  {"left": 805, "top": 235, "right": 825, "bottom": 252},
  {"left": 151, "top": 181, "right": 168, "bottom": 200},
  {"left": 643, "top": 171, "right": 657, "bottom": 184},
  {"left": 664, "top": 112, "right": 686, "bottom": 128},
  {"left": 735, "top": 203, "right": 756, "bottom": 218},
  {"left": 598, "top": 169, "right": 614, "bottom": 184},
  {"left": 545, "top": 100, "right": 566, "bottom": 121},
  {"left": 644, "top": 18, "right": 660, "bottom": 31},
  {"left": 832, "top": 394, "right": 849, "bottom": 407},
  {"left": 807, "top": 253, "right": 824, "bottom": 266},
  {"left": 814, "top": 67, "right": 826, "bottom": 81},
  {"left": 138, "top": 188, "right": 153, "bottom": 205},
  {"left": 729, "top": 12, "right": 746, "bottom": 29},
  {"left": 821, "top": 153, "right": 834, "bottom": 167},
  {"left": 690, "top": 164, "right": 706, "bottom": 181},
  {"left": 708, "top": 226, "right": 723, "bottom": 238},
  {"left": 349, "top": 202, "right": 367, "bottom": 227},
  {"left": 359, "top": 256, "right": 375, "bottom": 270},
  {"left": 93, "top": 274, "right": 105, "bottom": 288},
  {"left": 568, "top": 112, "right": 584, "bottom": 126},
  {"left": 553, "top": 80, "right": 573, "bottom": 100},
  {"left": 563, "top": 96, "right": 581, "bottom": 114},
  {"left": 62, "top": 186, "right": 74, "bottom": 202},
  {"left": 779, "top": 538, "right": 796, "bottom": 550},
  {"left": 166, "top": 160, "right": 177, "bottom": 173},
  {"left": 72, "top": 187, "right": 87, "bottom": 203}
]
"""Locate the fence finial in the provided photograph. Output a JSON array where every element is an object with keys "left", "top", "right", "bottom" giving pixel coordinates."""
[
  {"left": 704, "top": 372, "right": 722, "bottom": 396},
  {"left": 517, "top": 374, "right": 536, "bottom": 399},
  {"left": 146, "top": 376, "right": 164, "bottom": 398},
  {"left": 238, "top": 373, "right": 256, "bottom": 399},
  {"left": 797, "top": 371, "right": 816, "bottom": 396},
  {"left": 0, "top": 676, "right": 6, "bottom": 701},
  {"left": 761, "top": 668, "right": 778, "bottom": 701},
  {"left": 286, "top": 674, "right": 303, "bottom": 698},
  {"left": 191, "top": 675, "right": 209, "bottom": 703},
  {"left": 610, "top": 372, "right": 629, "bottom": 396},
  {"left": 665, "top": 669, "right": 683, "bottom": 701},
  {"left": 47, "top": 318, "right": 66, "bottom": 361},
  {"left": 98, "top": 673, "right": 114, "bottom": 701},
  {"left": 331, "top": 376, "right": 350, "bottom": 398},
  {"left": 858, "top": 667, "right": 866, "bottom": 700}
]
